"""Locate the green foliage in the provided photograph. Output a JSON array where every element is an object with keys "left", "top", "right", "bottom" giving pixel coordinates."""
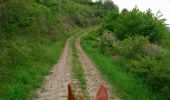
[
  {"left": 120, "top": 36, "right": 150, "bottom": 59},
  {"left": 100, "top": 31, "right": 119, "bottom": 56},
  {"left": 81, "top": 33, "right": 165, "bottom": 100},
  {"left": 0, "top": 0, "right": 112, "bottom": 99},
  {"left": 71, "top": 36, "right": 87, "bottom": 95},
  {"left": 72, "top": 0, "right": 91, "bottom": 4},
  {"left": 99, "top": 32, "right": 170, "bottom": 99},
  {"left": 103, "top": 8, "right": 169, "bottom": 45},
  {"left": 115, "top": 37, "right": 170, "bottom": 97},
  {"left": 103, "top": 10, "right": 119, "bottom": 32},
  {"left": 121, "top": 8, "right": 128, "bottom": 14},
  {"left": 84, "top": 7, "right": 170, "bottom": 98},
  {"left": 0, "top": 33, "right": 70, "bottom": 99},
  {"left": 93, "top": 0, "right": 119, "bottom": 18}
]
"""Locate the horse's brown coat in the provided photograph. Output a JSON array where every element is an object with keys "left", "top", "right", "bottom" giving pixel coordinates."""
[{"left": 68, "top": 84, "right": 108, "bottom": 100}]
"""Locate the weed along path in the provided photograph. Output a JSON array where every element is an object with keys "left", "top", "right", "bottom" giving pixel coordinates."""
[
  {"left": 35, "top": 30, "right": 120, "bottom": 100},
  {"left": 75, "top": 35, "right": 120, "bottom": 100},
  {"left": 36, "top": 37, "right": 80, "bottom": 100}
]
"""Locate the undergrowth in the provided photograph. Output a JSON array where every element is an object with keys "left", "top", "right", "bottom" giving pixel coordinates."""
[
  {"left": 0, "top": 29, "right": 79, "bottom": 100},
  {"left": 80, "top": 32, "right": 166, "bottom": 100}
]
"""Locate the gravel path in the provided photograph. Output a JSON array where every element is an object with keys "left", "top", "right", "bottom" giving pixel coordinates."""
[
  {"left": 35, "top": 31, "right": 120, "bottom": 100},
  {"left": 35, "top": 37, "right": 79, "bottom": 100},
  {"left": 75, "top": 36, "right": 120, "bottom": 100}
]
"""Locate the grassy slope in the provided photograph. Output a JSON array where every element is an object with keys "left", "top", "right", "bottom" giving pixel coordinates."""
[
  {"left": 0, "top": 0, "right": 102, "bottom": 99},
  {"left": 80, "top": 32, "right": 165, "bottom": 100},
  {"left": 0, "top": 30, "right": 77, "bottom": 100}
]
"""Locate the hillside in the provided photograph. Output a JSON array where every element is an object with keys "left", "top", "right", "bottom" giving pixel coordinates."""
[
  {"left": 1, "top": 0, "right": 170, "bottom": 100},
  {"left": 0, "top": 0, "right": 115, "bottom": 99}
]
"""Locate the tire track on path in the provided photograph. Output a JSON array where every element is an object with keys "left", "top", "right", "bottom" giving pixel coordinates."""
[
  {"left": 75, "top": 36, "right": 120, "bottom": 100},
  {"left": 35, "top": 37, "right": 79, "bottom": 100}
]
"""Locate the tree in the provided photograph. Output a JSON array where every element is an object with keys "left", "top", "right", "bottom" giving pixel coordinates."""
[
  {"left": 103, "top": 0, "right": 119, "bottom": 13},
  {"left": 103, "top": 7, "right": 169, "bottom": 44},
  {"left": 121, "top": 8, "right": 128, "bottom": 14}
]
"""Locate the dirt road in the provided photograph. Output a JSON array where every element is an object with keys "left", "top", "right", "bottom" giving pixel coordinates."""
[
  {"left": 36, "top": 37, "right": 79, "bottom": 100},
  {"left": 76, "top": 36, "right": 120, "bottom": 100},
  {"left": 35, "top": 31, "right": 119, "bottom": 100}
]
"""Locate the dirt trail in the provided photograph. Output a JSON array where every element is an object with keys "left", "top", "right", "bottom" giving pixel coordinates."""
[
  {"left": 35, "top": 30, "right": 120, "bottom": 100},
  {"left": 36, "top": 37, "right": 79, "bottom": 100},
  {"left": 75, "top": 36, "right": 120, "bottom": 100}
]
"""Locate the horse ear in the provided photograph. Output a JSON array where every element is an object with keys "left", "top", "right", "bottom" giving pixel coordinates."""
[
  {"left": 78, "top": 92, "right": 86, "bottom": 100},
  {"left": 68, "top": 84, "right": 75, "bottom": 100},
  {"left": 95, "top": 84, "right": 108, "bottom": 100}
]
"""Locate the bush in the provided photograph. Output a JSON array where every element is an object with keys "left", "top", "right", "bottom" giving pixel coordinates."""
[
  {"left": 103, "top": 8, "right": 169, "bottom": 45},
  {"left": 100, "top": 31, "right": 120, "bottom": 56},
  {"left": 120, "top": 36, "right": 150, "bottom": 59},
  {"left": 97, "top": 31, "right": 170, "bottom": 98},
  {"left": 118, "top": 36, "right": 170, "bottom": 97},
  {"left": 143, "top": 43, "right": 164, "bottom": 58}
]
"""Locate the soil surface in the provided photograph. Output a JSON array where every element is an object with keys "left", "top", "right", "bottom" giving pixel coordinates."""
[
  {"left": 36, "top": 37, "right": 79, "bottom": 100},
  {"left": 76, "top": 37, "right": 120, "bottom": 100},
  {"left": 35, "top": 31, "right": 120, "bottom": 100}
]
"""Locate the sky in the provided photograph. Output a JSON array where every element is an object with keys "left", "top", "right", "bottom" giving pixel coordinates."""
[{"left": 94, "top": 0, "right": 170, "bottom": 26}]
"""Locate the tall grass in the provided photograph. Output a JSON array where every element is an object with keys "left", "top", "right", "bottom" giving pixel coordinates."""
[
  {"left": 0, "top": 30, "right": 79, "bottom": 100},
  {"left": 80, "top": 33, "right": 166, "bottom": 100}
]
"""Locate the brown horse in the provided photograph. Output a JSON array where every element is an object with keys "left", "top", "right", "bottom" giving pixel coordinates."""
[{"left": 68, "top": 84, "right": 108, "bottom": 100}]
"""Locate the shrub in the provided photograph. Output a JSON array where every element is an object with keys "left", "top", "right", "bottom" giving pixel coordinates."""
[
  {"left": 143, "top": 43, "right": 164, "bottom": 58},
  {"left": 120, "top": 36, "right": 150, "bottom": 59},
  {"left": 120, "top": 37, "right": 169, "bottom": 98},
  {"left": 103, "top": 8, "right": 169, "bottom": 44},
  {"left": 100, "top": 31, "right": 119, "bottom": 56},
  {"left": 97, "top": 31, "right": 170, "bottom": 98}
]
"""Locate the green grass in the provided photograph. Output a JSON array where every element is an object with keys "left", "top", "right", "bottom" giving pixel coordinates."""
[
  {"left": 0, "top": 0, "right": 115, "bottom": 99},
  {"left": 0, "top": 29, "right": 80, "bottom": 100},
  {"left": 80, "top": 33, "right": 166, "bottom": 100},
  {"left": 71, "top": 35, "right": 87, "bottom": 96}
]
